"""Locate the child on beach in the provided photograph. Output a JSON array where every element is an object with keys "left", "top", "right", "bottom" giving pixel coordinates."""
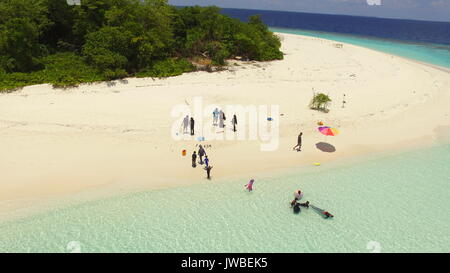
[
  {"left": 204, "top": 155, "right": 209, "bottom": 167},
  {"left": 245, "top": 179, "right": 255, "bottom": 192}
]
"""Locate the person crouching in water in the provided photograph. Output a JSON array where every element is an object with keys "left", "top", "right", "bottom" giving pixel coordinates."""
[
  {"left": 294, "top": 190, "right": 303, "bottom": 200},
  {"left": 291, "top": 189, "right": 309, "bottom": 209}
]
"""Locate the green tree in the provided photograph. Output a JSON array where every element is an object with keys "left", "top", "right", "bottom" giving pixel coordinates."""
[
  {"left": 1, "top": 1, "right": 283, "bottom": 91},
  {"left": 0, "top": 18, "right": 44, "bottom": 72},
  {"left": 310, "top": 93, "right": 332, "bottom": 112},
  {"left": 82, "top": 26, "right": 133, "bottom": 72}
]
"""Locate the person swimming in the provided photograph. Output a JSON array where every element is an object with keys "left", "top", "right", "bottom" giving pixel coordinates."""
[
  {"left": 310, "top": 204, "right": 334, "bottom": 219},
  {"left": 245, "top": 179, "right": 255, "bottom": 192},
  {"left": 323, "top": 211, "right": 334, "bottom": 218}
]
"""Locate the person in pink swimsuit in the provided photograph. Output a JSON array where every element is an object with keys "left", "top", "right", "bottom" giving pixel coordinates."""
[{"left": 245, "top": 179, "right": 255, "bottom": 192}]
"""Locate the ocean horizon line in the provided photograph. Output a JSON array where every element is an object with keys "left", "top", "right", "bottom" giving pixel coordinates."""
[{"left": 174, "top": 6, "right": 450, "bottom": 24}]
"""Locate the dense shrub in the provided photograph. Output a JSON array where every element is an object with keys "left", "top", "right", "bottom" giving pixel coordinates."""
[
  {"left": 0, "top": 0, "right": 283, "bottom": 92},
  {"left": 310, "top": 93, "right": 332, "bottom": 112},
  {"left": 136, "top": 58, "right": 195, "bottom": 78}
]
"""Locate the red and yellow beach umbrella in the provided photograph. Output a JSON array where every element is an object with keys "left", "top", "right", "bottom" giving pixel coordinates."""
[{"left": 318, "top": 126, "right": 339, "bottom": 136}]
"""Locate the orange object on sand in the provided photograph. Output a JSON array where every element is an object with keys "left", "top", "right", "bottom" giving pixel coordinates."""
[
  {"left": 182, "top": 150, "right": 187, "bottom": 156},
  {"left": 317, "top": 121, "right": 324, "bottom": 126}
]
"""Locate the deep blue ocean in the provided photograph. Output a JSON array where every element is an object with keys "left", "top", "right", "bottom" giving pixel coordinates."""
[
  {"left": 221, "top": 8, "right": 450, "bottom": 46},
  {"left": 219, "top": 8, "right": 450, "bottom": 68}
]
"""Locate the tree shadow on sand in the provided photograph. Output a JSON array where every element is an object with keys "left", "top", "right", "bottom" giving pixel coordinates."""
[{"left": 315, "top": 142, "right": 336, "bottom": 153}]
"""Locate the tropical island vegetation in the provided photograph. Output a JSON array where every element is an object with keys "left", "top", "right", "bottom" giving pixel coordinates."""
[
  {"left": 310, "top": 93, "right": 332, "bottom": 112},
  {"left": 0, "top": 0, "right": 283, "bottom": 92}
]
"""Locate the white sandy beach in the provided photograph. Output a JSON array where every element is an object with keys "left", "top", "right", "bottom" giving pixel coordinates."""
[{"left": 1, "top": 33, "right": 450, "bottom": 218}]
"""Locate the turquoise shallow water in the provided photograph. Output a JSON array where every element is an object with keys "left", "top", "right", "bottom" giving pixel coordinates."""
[
  {"left": 271, "top": 27, "right": 450, "bottom": 69},
  {"left": 1, "top": 144, "right": 449, "bottom": 253}
]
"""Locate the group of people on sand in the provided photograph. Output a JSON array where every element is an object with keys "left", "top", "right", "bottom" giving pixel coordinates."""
[
  {"left": 213, "top": 108, "right": 238, "bottom": 132},
  {"left": 191, "top": 145, "right": 213, "bottom": 179},
  {"left": 182, "top": 115, "right": 195, "bottom": 135},
  {"left": 182, "top": 109, "right": 238, "bottom": 137}
]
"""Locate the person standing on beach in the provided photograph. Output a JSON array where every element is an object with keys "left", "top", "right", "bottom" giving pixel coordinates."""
[
  {"left": 190, "top": 117, "right": 195, "bottom": 135},
  {"left": 183, "top": 115, "right": 189, "bottom": 134},
  {"left": 245, "top": 179, "right": 255, "bottom": 192},
  {"left": 192, "top": 151, "right": 197, "bottom": 168},
  {"left": 204, "top": 155, "right": 209, "bottom": 167},
  {"left": 219, "top": 110, "right": 225, "bottom": 128},
  {"left": 213, "top": 108, "right": 219, "bottom": 126},
  {"left": 232, "top": 114, "right": 237, "bottom": 132},
  {"left": 198, "top": 145, "right": 206, "bottom": 164},
  {"left": 292, "top": 132, "right": 303, "bottom": 152},
  {"left": 205, "top": 165, "right": 213, "bottom": 180}
]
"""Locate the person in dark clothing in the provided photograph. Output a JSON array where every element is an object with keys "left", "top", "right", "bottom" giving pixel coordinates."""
[
  {"left": 190, "top": 117, "right": 195, "bottom": 135},
  {"left": 192, "top": 151, "right": 197, "bottom": 168},
  {"left": 293, "top": 202, "right": 301, "bottom": 214},
  {"left": 205, "top": 165, "right": 213, "bottom": 180},
  {"left": 290, "top": 198, "right": 298, "bottom": 207},
  {"left": 292, "top": 132, "right": 303, "bottom": 152},
  {"left": 198, "top": 145, "right": 206, "bottom": 164},
  {"left": 232, "top": 114, "right": 237, "bottom": 132},
  {"left": 291, "top": 199, "right": 310, "bottom": 208},
  {"left": 300, "top": 201, "right": 310, "bottom": 208}
]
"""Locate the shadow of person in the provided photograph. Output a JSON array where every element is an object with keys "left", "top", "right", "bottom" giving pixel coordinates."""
[{"left": 316, "top": 142, "right": 336, "bottom": 153}]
